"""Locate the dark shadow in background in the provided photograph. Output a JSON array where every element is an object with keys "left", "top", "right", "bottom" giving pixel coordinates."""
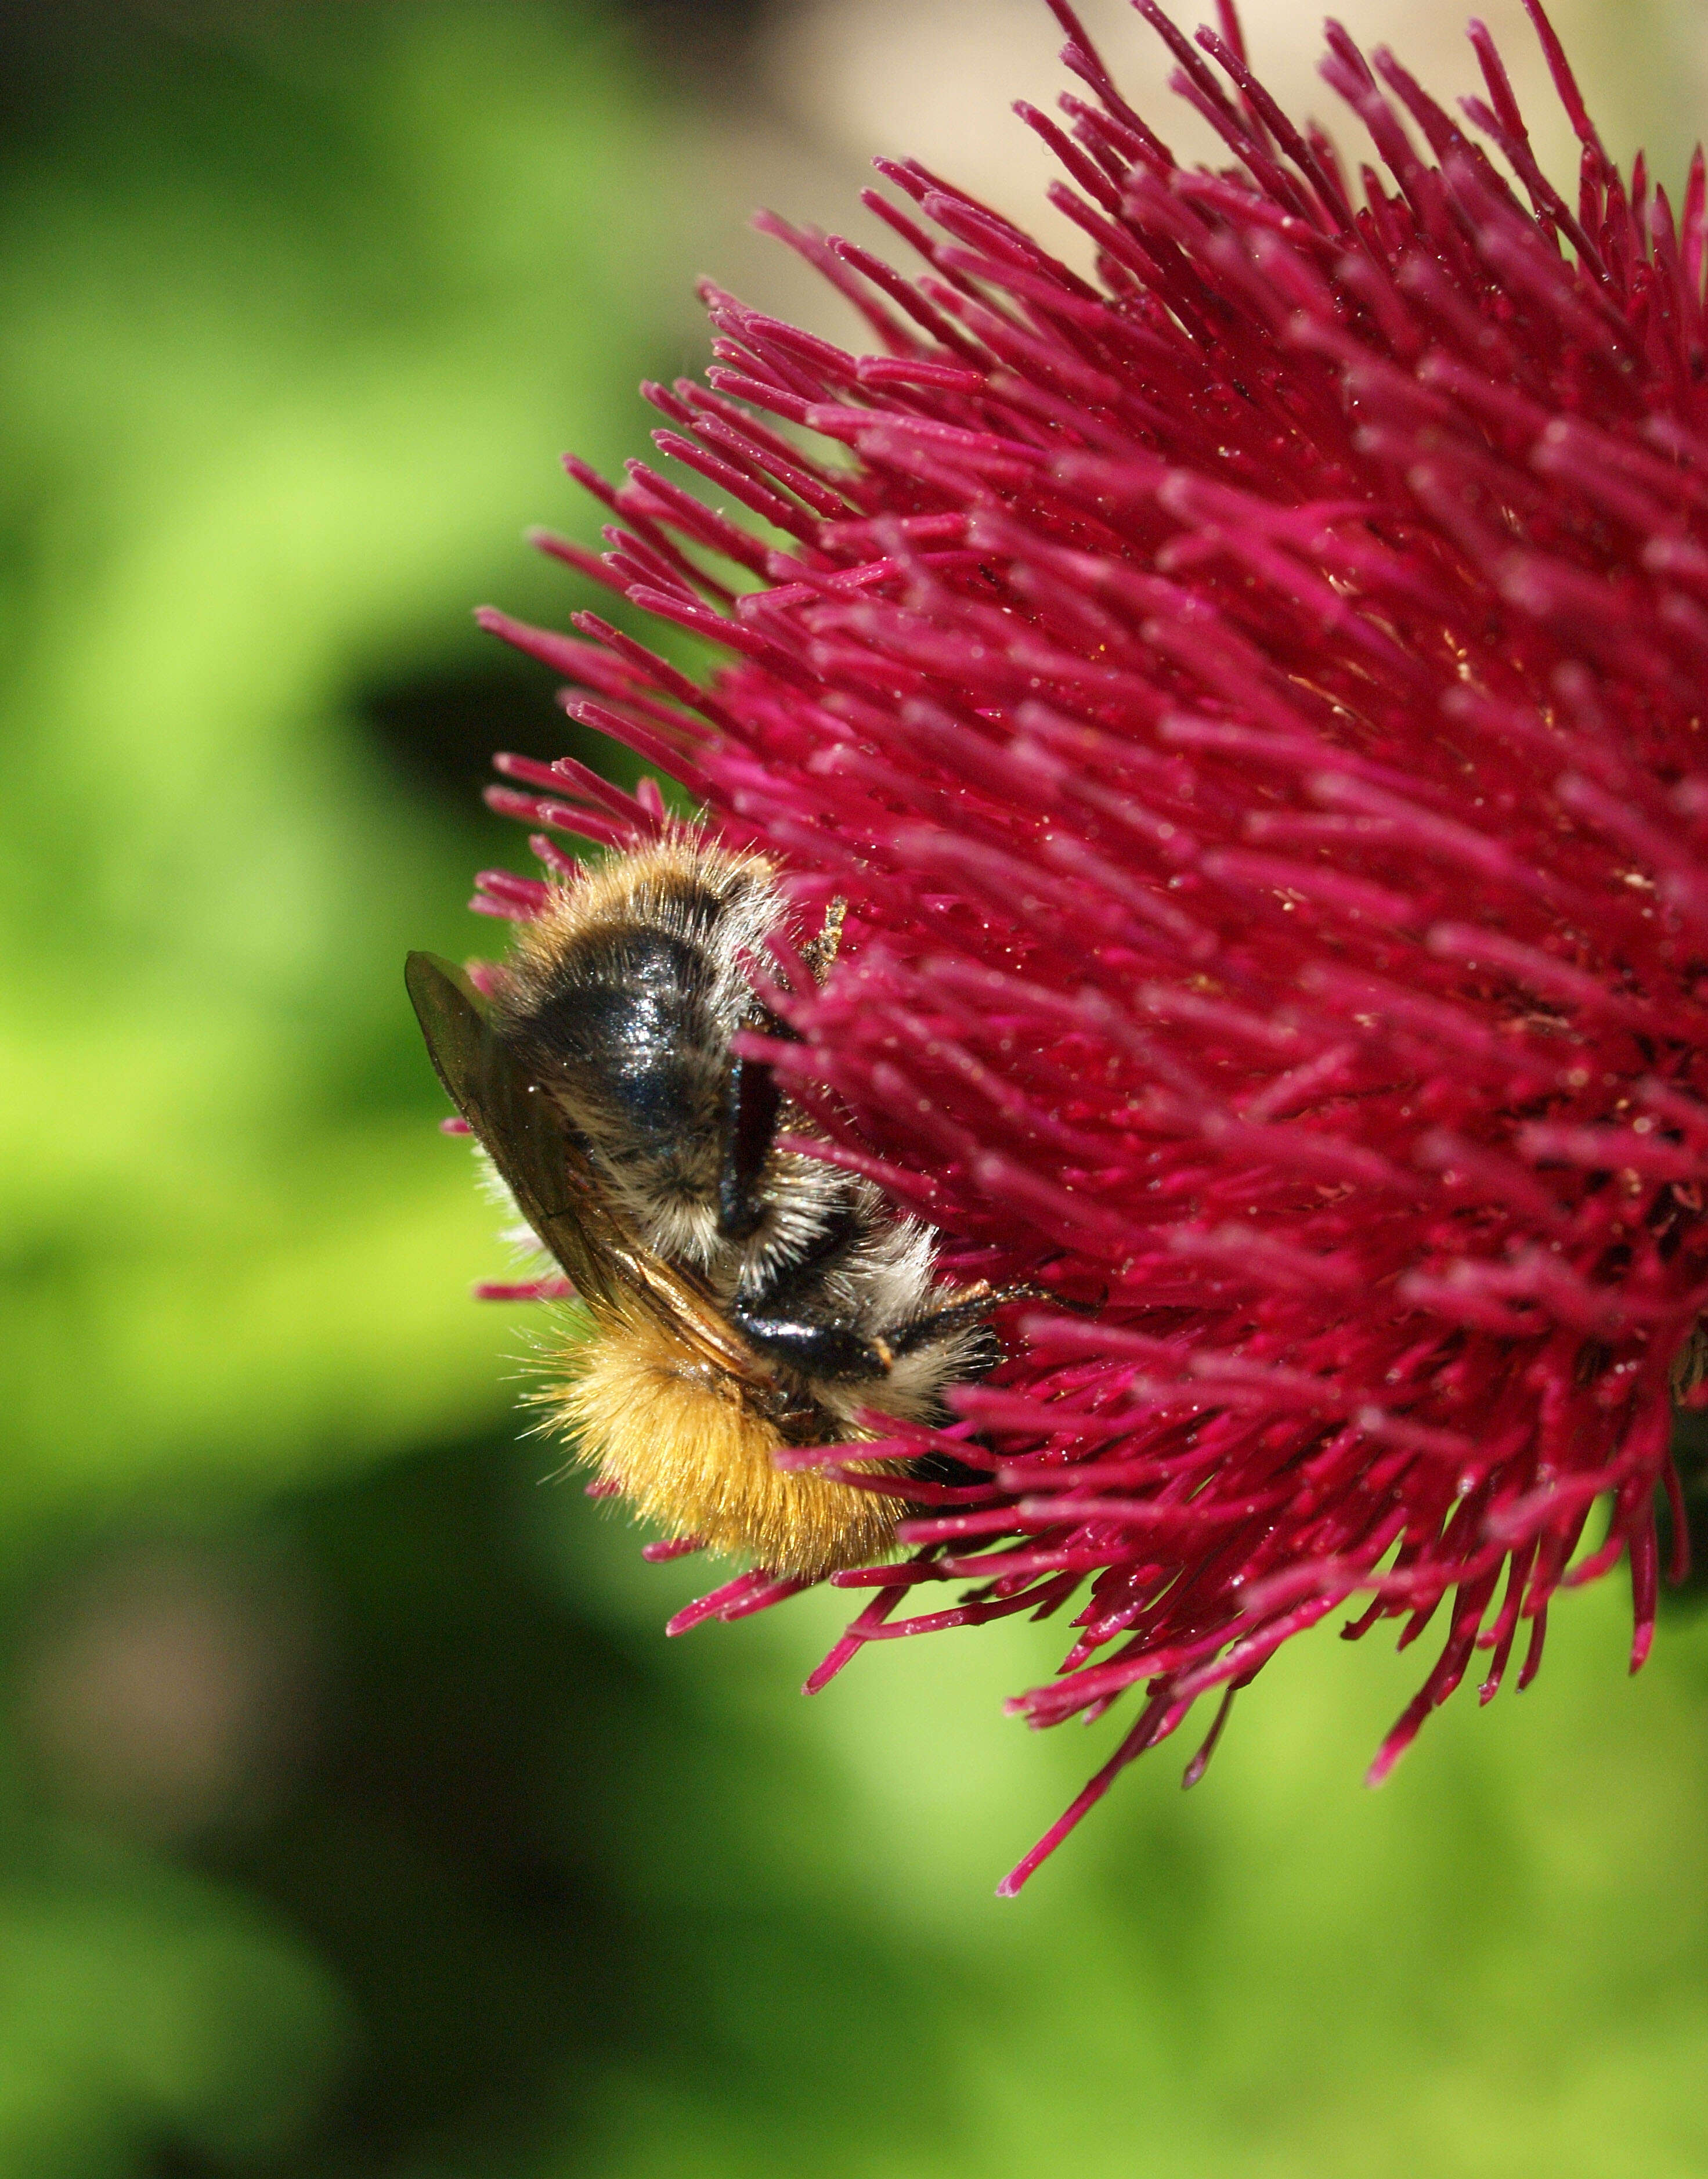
[
  {"left": 362, "top": 650, "right": 583, "bottom": 809},
  {"left": 158, "top": 1437, "right": 962, "bottom": 2176},
  {"left": 358, "top": 633, "right": 682, "bottom": 817},
  {"left": 0, "top": 0, "right": 778, "bottom": 157},
  {"left": 1660, "top": 1406, "right": 1708, "bottom": 1611}
]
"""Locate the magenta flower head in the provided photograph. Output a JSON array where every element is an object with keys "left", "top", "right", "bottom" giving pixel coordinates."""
[{"left": 446, "top": 0, "right": 1708, "bottom": 1889}]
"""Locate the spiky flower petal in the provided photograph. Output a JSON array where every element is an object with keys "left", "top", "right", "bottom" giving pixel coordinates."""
[{"left": 471, "top": 1, "right": 1708, "bottom": 1886}]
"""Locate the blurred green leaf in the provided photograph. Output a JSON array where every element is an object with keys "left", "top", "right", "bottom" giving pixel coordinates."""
[{"left": 0, "top": 1839, "right": 348, "bottom": 2176}]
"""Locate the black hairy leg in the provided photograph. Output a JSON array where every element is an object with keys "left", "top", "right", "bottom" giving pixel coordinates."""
[
  {"left": 889, "top": 1284, "right": 1036, "bottom": 1358},
  {"left": 728, "top": 1304, "right": 898, "bottom": 1384},
  {"left": 719, "top": 1054, "right": 782, "bottom": 1242}
]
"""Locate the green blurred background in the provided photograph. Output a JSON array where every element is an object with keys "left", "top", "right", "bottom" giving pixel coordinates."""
[{"left": 8, "top": 2, "right": 1708, "bottom": 2174}]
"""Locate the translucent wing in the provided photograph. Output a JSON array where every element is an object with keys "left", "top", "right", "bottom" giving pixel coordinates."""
[{"left": 405, "top": 951, "right": 760, "bottom": 1378}]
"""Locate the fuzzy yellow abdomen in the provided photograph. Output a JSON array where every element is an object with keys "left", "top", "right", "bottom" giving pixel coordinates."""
[{"left": 545, "top": 1312, "right": 908, "bottom": 1580}]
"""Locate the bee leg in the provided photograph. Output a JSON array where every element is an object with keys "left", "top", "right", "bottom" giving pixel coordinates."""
[
  {"left": 887, "top": 1288, "right": 1031, "bottom": 1358},
  {"left": 719, "top": 1054, "right": 782, "bottom": 1243},
  {"left": 800, "top": 896, "right": 847, "bottom": 983},
  {"left": 728, "top": 1304, "right": 898, "bottom": 1384}
]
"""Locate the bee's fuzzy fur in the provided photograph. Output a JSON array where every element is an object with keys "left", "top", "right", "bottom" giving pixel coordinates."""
[
  {"left": 542, "top": 1300, "right": 908, "bottom": 1582},
  {"left": 486, "top": 832, "right": 997, "bottom": 1576}
]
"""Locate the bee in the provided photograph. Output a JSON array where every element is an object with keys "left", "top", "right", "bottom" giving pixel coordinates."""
[{"left": 406, "top": 833, "right": 1010, "bottom": 1579}]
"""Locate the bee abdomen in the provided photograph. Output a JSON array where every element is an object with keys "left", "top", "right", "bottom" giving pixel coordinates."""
[{"left": 546, "top": 1312, "right": 908, "bottom": 1581}]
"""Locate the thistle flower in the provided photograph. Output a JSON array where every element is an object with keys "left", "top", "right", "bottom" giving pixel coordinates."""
[{"left": 465, "top": 0, "right": 1708, "bottom": 1889}]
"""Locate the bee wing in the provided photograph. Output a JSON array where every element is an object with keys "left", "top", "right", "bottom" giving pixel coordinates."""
[{"left": 405, "top": 951, "right": 760, "bottom": 1378}]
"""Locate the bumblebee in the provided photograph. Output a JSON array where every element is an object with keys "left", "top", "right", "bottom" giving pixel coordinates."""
[{"left": 406, "top": 835, "right": 1006, "bottom": 1579}]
